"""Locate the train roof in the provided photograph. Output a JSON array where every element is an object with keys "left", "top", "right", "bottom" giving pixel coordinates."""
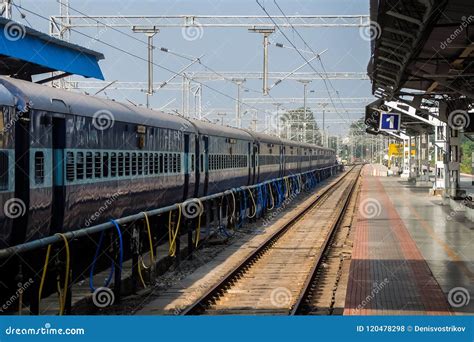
[
  {"left": 242, "top": 130, "right": 282, "bottom": 145},
  {"left": 188, "top": 118, "right": 253, "bottom": 140},
  {"left": 0, "top": 76, "right": 195, "bottom": 133}
]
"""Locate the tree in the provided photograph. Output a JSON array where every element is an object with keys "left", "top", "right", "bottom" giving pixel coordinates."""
[{"left": 280, "top": 107, "right": 321, "bottom": 144}]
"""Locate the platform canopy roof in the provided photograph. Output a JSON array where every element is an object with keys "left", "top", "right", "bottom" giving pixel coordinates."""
[
  {"left": 368, "top": 0, "right": 474, "bottom": 100},
  {"left": 0, "top": 18, "right": 104, "bottom": 81}
]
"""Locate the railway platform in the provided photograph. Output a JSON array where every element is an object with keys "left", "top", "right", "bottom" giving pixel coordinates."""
[{"left": 345, "top": 165, "right": 474, "bottom": 315}]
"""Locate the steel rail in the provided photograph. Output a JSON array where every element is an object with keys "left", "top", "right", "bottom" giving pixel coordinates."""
[
  {"left": 291, "top": 165, "right": 362, "bottom": 315},
  {"left": 180, "top": 165, "right": 357, "bottom": 315}
]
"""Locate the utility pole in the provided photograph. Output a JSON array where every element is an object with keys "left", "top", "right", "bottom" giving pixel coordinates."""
[
  {"left": 320, "top": 103, "right": 328, "bottom": 147},
  {"left": 1, "top": 0, "right": 12, "bottom": 19},
  {"left": 273, "top": 103, "right": 282, "bottom": 137},
  {"left": 298, "top": 80, "right": 311, "bottom": 143},
  {"left": 232, "top": 78, "right": 246, "bottom": 128},
  {"left": 132, "top": 26, "right": 159, "bottom": 108},
  {"left": 248, "top": 27, "right": 275, "bottom": 95},
  {"left": 217, "top": 112, "right": 226, "bottom": 126}
]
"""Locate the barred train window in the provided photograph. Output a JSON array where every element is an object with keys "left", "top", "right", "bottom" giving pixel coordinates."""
[
  {"left": 111, "top": 153, "right": 117, "bottom": 177},
  {"left": 86, "top": 152, "right": 93, "bottom": 179},
  {"left": 138, "top": 153, "right": 143, "bottom": 175},
  {"left": 0, "top": 151, "right": 8, "bottom": 191},
  {"left": 66, "top": 152, "right": 75, "bottom": 181},
  {"left": 34, "top": 151, "right": 45, "bottom": 185},
  {"left": 132, "top": 153, "right": 137, "bottom": 176},
  {"left": 164, "top": 154, "right": 168, "bottom": 173},
  {"left": 94, "top": 152, "right": 101, "bottom": 178},
  {"left": 153, "top": 154, "right": 159, "bottom": 174},
  {"left": 118, "top": 153, "right": 124, "bottom": 177},
  {"left": 76, "top": 152, "right": 84, "bottom": 179},
  {"left": 103, "top": 152, "right": 109, "bottom": 178},
  {"left": 125, "top": 153, "right": 130, "bottom": 176},
  {"left": 159, "top": 153, "right": 164, "bottom": 173}
]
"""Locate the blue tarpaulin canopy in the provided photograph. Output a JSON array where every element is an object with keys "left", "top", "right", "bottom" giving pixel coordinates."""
[{"left": 0, "top": 18, "right": 104, "bottom": 80}]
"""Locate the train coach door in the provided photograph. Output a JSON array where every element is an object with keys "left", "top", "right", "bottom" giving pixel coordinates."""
[
  {"left": 251, "top": 142, "right": 258, "bottom": 185},
  {"left": 247, "top": 142, "right": 251, "bottom": 185},
  {"left": 280, "top": 145, "right": 284, "bottom": 178},
  {"left": 11, "top": 109, "right": 30, "bottom": 245},
  {"left": 51, "top": 116, "right": 66, "bottom": 234},
  {"left": 203, "top": 136, "right": 209, "bottom": 196},
  {"left": 183, "top": 134, "right": 190, "bottom": 201}
]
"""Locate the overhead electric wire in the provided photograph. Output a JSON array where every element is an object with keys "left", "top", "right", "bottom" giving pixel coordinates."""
[
  {"left": 273, "top": 0, "right": 353, "bottom": 122},
  {"left": 15, "top": 3, "right": 264, "bottom": 115},
  {"left": 53, "top": 1, "right": 263, "bottom": 96},
  {"left": 256, "top": 0, "right": 352, "bottom": 127}
]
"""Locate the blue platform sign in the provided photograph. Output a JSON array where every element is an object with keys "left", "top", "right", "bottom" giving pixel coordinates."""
[{"left": 379, "top": 112, "right": 401, "bottom": 132}]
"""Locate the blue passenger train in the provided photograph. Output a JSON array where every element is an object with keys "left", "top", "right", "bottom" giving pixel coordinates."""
[{"left": 0, "top": 76, "right": 336, "bottom": 249}]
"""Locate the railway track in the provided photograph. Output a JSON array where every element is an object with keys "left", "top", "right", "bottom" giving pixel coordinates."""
[{"left": 180, "top": 165, "right": 362, "bottom": 315}]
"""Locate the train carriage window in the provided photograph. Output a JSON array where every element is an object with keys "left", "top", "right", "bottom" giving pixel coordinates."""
[
  {"left": 138, "top": 153, "right": 143, "bottom": 175},
  {"left": 131, "top": 153, "right": 137, "bottom": 176},
  {"left": 94, "top": 152, "right": 101, "bottom": 178},
  {"left": 0, "top": 151, "right": 8, "bottom": 190},
  {"left": 103, "top": 152, "right": 109, "bottom": 178},
  {"left": 152, "top": 153, "right": 158, "bottom": 174},
  {"left": 86, "top": 152, "right": 93, "bottom": 179},
  {"left": 111, "top": 153, "right": 117, "bottom": 177},
  {"left": 34, "top": 151, "right": 45, "bottom": 185},
  {"left": 76, "top": 152, "right": 84, "bottom": 180},
  {"left": 200, "top": 154, "right": 204, "bottom": 172},
  {"left": 177, "top": 154, "right": 181, "bottom": 173},
  {"left": 124, "top": 153, "right": 130, "bottom": 176},
  {"left": 164, "top": 153, "right": 168, "bottom": 173},
  {"left": 143, "top": 153, "right": 148, "bottom": 175},
  {"left": 191, "top": 154, "right": 195, "bottom": 172},
  {"left": 159, "top": 153, "right": 164, "bottom": 173},
  {"left": 173, "top": 153, "right": 178, "bottom": 173},
  {"left": 66, "top": 152, "right": 75, "bottom": 182}
]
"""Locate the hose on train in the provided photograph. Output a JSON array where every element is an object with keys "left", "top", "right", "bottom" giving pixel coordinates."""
[
  {"left": 267, "top": 183, "right": 275, "bottom": 210},
  {"left": 55, "top": 233, "right": 70, "bottom": 316},
  {"left": 110, "top": 220, "right": 124, "bottom": 284},
  {"left": 168, "top": 205, "right": 182, "bottom": 257},
  {"left": 38, "top": 244, "right": 52, "bottom": 312},
  {"left": 137, "top": 212, "right": 155, "bottom": 288},
  {"left": 247, "top": 188, "right": 257, "bottom": 219},
  {"left": 89, "top": 231, "right": 115, "bottom": 291},
  {"left": 192, "top": 199, "right": 204, "bottom": 247}
]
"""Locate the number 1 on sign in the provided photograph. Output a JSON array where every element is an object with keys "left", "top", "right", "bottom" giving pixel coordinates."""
[{"left": 386, "top": 115, "right": 394, "bottom": 129}]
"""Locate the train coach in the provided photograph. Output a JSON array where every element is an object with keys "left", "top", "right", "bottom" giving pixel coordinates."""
[{"left": 0, "top": 76, "right": 336, "bottom": 249}]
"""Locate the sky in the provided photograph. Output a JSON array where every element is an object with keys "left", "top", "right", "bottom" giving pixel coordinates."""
[{"left": 12, "top": 0, "right": 373, "bottom": 136}]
